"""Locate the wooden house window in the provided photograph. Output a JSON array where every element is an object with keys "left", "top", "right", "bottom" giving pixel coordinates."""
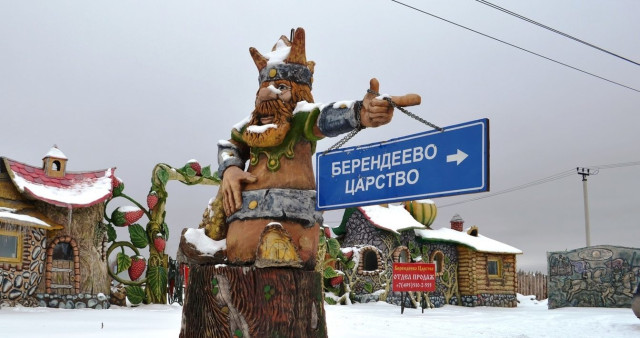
[
  {"left": 487, "top": 258, "right": 502, "bottom": 277},
  {"left": 52, "top": 160, "right": 61, "bottom": 171},
  {"left": 53, "top": 243, "right": 74, "bottom": 260},
  {"left": 0, "top": 230, "right": 22, "bottom": 263},
  {"left": 431, "top": 251, "right": 444, "bottom": 275}
]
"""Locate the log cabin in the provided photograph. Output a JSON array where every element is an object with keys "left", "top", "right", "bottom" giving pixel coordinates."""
[{"left": 331, "top": 202, "right": 522, "bottom": 307}]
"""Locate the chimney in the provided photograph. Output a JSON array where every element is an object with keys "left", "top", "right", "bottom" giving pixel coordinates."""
[
  {"left": 43, "top": 145, "right": 68, "bottom": 178},
  {"left": 450, "top": 214, "right": 464, "bottom": 232}
]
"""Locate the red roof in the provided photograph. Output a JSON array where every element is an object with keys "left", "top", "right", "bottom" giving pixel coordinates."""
[{"left": 3, "top": 158, "right": 116, "bottom": 208}]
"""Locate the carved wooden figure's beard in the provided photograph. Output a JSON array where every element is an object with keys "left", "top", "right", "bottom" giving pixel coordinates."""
[{"left": 243, "top": 99, "right": 295, "bottom": 148}]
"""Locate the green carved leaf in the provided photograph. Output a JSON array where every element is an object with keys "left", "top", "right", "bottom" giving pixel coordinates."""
[
  {"left": 325, "top": 297, "right": 337, "bottom": 305},
  {"left": 147, "top": 266, "right": 168, "bottom": 300},
  {"left": 234, "top": 329, "right": 243, "bottom": 337},
  {"left": 116, "top": 252, "right": 131, "bottom": 274},
  {"left": 364, "top": 282, "right": 373, "bottom": 294},
  {"left": 323, "top": 266, "right": 339, "bottom": 279},
  {"left": 162, "top": 222, "right": 169, "bottom": 241},
  {"left": 185, "top": 166, "right": 197, "bottom": 177},
  {"left": 157, "top": 168, "right": 169, "bottom": 185},
  {"left": 201, "top": 165, "right": 212, "bottom": 178},
  {"left": 318, "top": 233, "right": 326, "bottom": 247},
  {"left": 443, "top": 271, "right": 449, "bottom": 283},
  {"left": 327, "top": 238, "right": 341, "bottom": 258},
  {"left": 346, "top": 260, "right": 355, "bottom": 270},
  {"left": 128, "top": 224, "right": 148, "bottom": 248},
  {"left": 409, "top": 242, "right": 420, "bottom": 260},
  {"left": 126, "top": 285, "right": 145, "bottom": 305},
  {"left": 107, "top": 224, "right": 117, "bottom": 242}
]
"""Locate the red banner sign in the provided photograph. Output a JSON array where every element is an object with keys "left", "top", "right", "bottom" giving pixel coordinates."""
[{"left": 392, "top": 262, "right": 436, "bottom": 292}]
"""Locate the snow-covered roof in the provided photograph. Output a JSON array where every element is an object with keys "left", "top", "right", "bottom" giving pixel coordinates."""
[
  {"left": 344, "top": 203, "right": 521, "bottom": 255},
  {"left": 43, "top": 146, "right": 67, "bottom": 160},
  {"left": 358, "top": 204, "right": 427, "bottom": 234},
  {"left": 0, "top": 207, "right": 63, "bottom": 229},
  {"left": 415, "top": 227, "right": 522, "bottom": 255},
  {"left": 2, "top": 157, "right": 115, "bottom": 208}
]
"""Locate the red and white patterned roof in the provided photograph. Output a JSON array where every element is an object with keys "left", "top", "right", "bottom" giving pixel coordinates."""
[{"left": 2, "top": 158, "right": 116, "bottom": 208}]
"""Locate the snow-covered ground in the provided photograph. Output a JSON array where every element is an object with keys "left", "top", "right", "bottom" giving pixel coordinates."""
[{"left": 1, "top": 295, "right": 638, "bottom": 337}]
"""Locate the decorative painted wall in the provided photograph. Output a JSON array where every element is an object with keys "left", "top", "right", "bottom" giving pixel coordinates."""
[
  {"left": 547, "top": 245, "right": 639, "bottom": 309},
  {"left": 0, "top": 225, "right": 47, "bottom": 307}
]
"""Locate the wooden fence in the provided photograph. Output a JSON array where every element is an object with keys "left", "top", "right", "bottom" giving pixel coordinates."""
[{"left": 517, "top": 271, "right": 547, "bottom": 301}]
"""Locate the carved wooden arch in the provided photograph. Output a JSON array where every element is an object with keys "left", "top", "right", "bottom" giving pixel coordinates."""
[
  {"left": 391, "top": 246, "right": 411, "bottom": 263},
  {"left": 45, "top": 236, "right": 80, "bottom": 294},
  {"left": 430, "top": 250, "right": 445, "bottom": 276},
  {"left": 357, "top": 245, "right": 385, "bottom": 276}
]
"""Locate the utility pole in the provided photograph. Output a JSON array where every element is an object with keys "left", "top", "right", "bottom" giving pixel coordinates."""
[{"left": 577, "top": 167, "right": 598, "bottom": 247}]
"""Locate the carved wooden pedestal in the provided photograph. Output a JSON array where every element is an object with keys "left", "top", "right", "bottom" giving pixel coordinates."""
[{"left": 180, "top": 264, "right": 328, "bottom": 338}]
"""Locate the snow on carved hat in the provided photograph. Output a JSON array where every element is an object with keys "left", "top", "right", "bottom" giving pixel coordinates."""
[{"left": 250, "top": 27, "right": 315, "bottom": 88}]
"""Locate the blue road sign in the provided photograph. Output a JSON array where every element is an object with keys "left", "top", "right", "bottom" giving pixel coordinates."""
[{"left": 316, "top": 118, "right": 489, "bottom": 210}]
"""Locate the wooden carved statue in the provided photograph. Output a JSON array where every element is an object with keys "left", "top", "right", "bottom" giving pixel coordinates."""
[{"left": 179, "top": 27, "right": 421, "bottom": 337}]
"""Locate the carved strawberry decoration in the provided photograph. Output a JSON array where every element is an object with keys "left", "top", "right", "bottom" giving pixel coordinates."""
[
  {"left": 330, "top": 275, "right": 344, "bottom": 288},
  {"left": 111, "top": 206, "right": 144, "bottom": 227},
  {"left": 147, "top": 191, "right": 159, "bottom": 210},
  {"left": 188, "top": 159, "right": 202, "bottom": 176},
  {"left": 323, "top": 227, "right": 331, "bottom": 238},
  {"left": 343, "top": 250, "right": 354, "bottom": 261},
  {"left": 111, "top": 176, "right": 124, "bottom": 196},
  {"left": 153, "top": 234, "right": 166, "bottom": 252},
  {"left": 128, "top": 256, "right": 146, "bottom": 281}
]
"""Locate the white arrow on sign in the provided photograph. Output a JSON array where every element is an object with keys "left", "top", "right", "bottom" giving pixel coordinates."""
[{"left": 446, "top": 149, "right": 468, "bottom": 165}]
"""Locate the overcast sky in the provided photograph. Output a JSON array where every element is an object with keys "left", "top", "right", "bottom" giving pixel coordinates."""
[{"left": 2, "top": 1, "right": 639, "bottom": 272}]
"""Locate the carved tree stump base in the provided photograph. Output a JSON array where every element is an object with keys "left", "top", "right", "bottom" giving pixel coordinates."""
[{"left": 180, "top": 264, "right": 328, "bottom": 338}]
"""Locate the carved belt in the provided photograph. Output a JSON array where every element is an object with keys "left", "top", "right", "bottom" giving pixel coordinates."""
[{"left": 226, "top": 188, "right": 323, "bottom": 228}]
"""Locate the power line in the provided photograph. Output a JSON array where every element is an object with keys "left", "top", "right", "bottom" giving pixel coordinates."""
[
  {"left": 438, "top": 169, "right": 575, "bottom": 208},
  {"left": 592, "top": 160, "right": 640, "bottom": 170},
  {"left": 390, "top": 0, "right": 640, "bottom": 93},
  {"left": 438, "top": 161, "right": 640, "bottom": 208},
  {"left": 474, "top": 0, "right": 640, "bottom": 67}
]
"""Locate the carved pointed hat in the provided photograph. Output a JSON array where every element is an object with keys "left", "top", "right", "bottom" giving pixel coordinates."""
[{"left": 250, "top": 27, "right": 315, "bottom": 88}]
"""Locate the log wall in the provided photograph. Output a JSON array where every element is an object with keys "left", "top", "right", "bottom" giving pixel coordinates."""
[{"left": 456, "top": 247, "right": 518, "bottom": 295}]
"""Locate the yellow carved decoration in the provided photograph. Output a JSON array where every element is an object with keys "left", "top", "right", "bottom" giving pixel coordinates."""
[{"left": 255, "top": 223, "right": 302, "bottom": 268}]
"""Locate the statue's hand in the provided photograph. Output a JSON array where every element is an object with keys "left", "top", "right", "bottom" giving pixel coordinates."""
[
  {"left": 221, "top": 166, "right": 257, "bottom": 216},
  {"left": 360, "top": 78, "right": 421, "bottom": 128}
]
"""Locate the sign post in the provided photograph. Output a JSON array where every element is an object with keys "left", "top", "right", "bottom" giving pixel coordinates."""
[
  {"left": 392, "top": 262, "right": 436, "bottom": 314},
  {"left": 316, "top": 118, "right": 489, "bottom": 210},
  {"left": 392, "top": 262, "right": 436, "bottom": 292}
]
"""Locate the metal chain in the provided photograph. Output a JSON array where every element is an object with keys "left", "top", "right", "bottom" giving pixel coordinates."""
[
  {"left": 367, "top": 89, "right": 444, "bottom": 132},
  {"left": 326, "top": 126, "right": 364, "bottom": 152},
  {"left": 325, "top": 89, "right": 443, "bottom": 152}
]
